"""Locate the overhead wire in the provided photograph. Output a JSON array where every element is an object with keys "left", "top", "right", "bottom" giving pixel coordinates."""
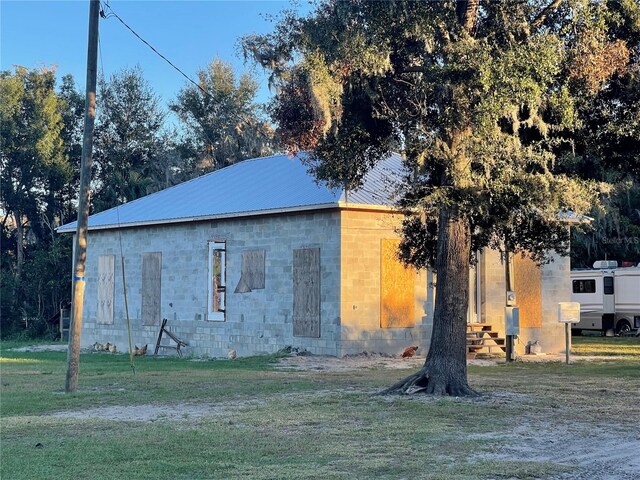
[{"left": 99, "top": 0, "right": 272, "bottom": 143}]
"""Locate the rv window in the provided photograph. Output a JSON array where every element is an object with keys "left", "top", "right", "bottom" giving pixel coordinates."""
[
  {"left": 572, "top": 279, "right": 596, "bottom": 294},
  {"left": 603, "top": 276, "right": 614, "bottom": 295}
]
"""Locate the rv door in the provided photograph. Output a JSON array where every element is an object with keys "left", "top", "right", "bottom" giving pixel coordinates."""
[{"left": 602, "top": 276, "right": 615, "bottom": 314}]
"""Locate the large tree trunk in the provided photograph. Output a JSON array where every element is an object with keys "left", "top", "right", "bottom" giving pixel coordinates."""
[
  {"left": 380, "top": 0, "right": 479, "bottom": 394},
  {"left": 382, "top": 207, "right": 476, "bottom": 396},
  {"left": 456, "top": 0, "right": 479, "bottom": 34},
  {"left": 15, "top": 212, "right": 24, "bottom": 281}
]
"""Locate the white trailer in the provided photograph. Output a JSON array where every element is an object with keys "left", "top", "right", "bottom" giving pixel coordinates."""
[{"left": 570, "top": 261, "right": 640, "bottom": 335}]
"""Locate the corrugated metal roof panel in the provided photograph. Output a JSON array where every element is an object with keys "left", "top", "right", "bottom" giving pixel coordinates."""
[
  {"left": 341, "top": 152, "right": 404, "bottom": 204},
  {"left": 57, "top": 152, "right": 406, "bottom": 233}
]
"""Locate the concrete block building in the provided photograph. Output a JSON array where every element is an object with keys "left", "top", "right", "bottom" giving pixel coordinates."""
[{"left": 58, "top": 153, "right": 571, "bottom": 357}]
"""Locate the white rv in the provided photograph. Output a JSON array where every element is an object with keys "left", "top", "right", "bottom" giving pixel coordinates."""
[{"left": 570, "top": 261, "right": 640, "bottom": 335}]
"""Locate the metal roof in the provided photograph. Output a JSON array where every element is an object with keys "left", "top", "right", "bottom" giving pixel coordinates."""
[{"left": 57, "top": 152, "right": 406, "bottom": 233}]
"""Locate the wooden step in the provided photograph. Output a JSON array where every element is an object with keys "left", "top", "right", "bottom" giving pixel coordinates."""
[
  {"left": 467, "top": 344, "right": 507, "bottom": 353},
  {"left": 466, "top": 331, "right": 500, "bottom": 338},
  {"left": 467, "top": 323, "right": 495, "bottom": 331},
  {"left": 467, "top": 337, "right": 505, "bottom": 345},
  {"left": 466, "top": 332, "right": 504, "bottom": 342},
  {"left": 467, "top": 345, "right": 507, "bottom": 354},
  {"left": 468, "top": 342, "right": 494, "bottom": 348},
  {"left": 466, "top": 323, "right": 506, "bottom": 354}
]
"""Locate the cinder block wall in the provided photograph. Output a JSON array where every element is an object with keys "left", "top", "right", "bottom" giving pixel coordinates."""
[
  {"left": 481, "top": 248, "right": 570, "bottom": 355},
  {"left": 481, "top": 249, "right": 507, "bottom": 340},
  {"left": 79, "top": 210, "right": 342, "bottom": 357},
  {"left": 532, "top": 253, "right": 571, "bottom": 355},
  {"left": 339, "top": 209, "right": 430, "bottom": 356}
]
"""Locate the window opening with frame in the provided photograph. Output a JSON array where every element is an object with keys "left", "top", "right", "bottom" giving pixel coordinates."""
[
  {"left": 603, "top": 276, "right": 614, "bottom": 295},
  {"left": 208, "top": 241, "right": 226, "bottom": 321},
  {"left": 572, "top": 279, "right": 596, "bottom": 294}
]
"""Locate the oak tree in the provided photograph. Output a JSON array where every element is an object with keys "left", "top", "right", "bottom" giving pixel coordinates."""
[{"left": 243, "top": 0, "right": 634, "bottom": 395}]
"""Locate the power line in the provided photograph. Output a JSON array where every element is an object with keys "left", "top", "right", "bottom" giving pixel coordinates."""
[
  {"left": 97, "top": 23, "right": 226, "bottom": 164},
  {"left": 101, "top": 2, "right": 199, "bottom": 97},
  {"left": 99, "top": 1, "right": 272, "bottom": 142}
]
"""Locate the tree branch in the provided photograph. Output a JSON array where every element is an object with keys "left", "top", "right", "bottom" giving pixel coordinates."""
[
  {"left": 532, "top": 0, "right": 564, "bottom": 29},
  {"left": 456, "top": 0, "right": 480, "bottom": 35},
  {"left": 397, "top": 66, "right": 429, "bottom": 75}
]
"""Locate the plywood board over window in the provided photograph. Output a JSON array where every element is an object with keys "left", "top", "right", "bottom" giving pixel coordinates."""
[
  {"left": 142, "top": 252, "right": 162, "bottom": 326},
  {"left": 97, "top": 255, "right": 115, "bottom": 324},
  {"left": 514, "top": 255, "right": 542, "bottom": 328},
  {"left": 380, "top": 239, "right": 415, "bottom": 328},
  {"left": 235, "top": 250, "right": 265, "bottom": 293},
  {"left": 293, "top": 248, "right": 320, "bottom": 337}
]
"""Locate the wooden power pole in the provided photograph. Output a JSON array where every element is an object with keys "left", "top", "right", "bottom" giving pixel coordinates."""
[{"left": 66, "top": 0, "right": 100, "bottom": 393}]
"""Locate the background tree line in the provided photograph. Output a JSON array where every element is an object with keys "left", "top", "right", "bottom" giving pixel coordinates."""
[{"left": 1, "top": 59, "right": 274, "bottom": 339}]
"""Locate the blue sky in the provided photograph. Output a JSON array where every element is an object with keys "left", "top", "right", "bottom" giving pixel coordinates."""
[{"left": 1, "top": 0, "right": 308, "bottom": 109}]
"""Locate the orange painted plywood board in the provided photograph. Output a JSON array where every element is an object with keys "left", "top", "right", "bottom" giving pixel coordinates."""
[
  {"left": 514, "top": 255, "right": 542, "bottom": 328},
  {"left": 380, "top": 239, "right": 415, "bottom": 328}
]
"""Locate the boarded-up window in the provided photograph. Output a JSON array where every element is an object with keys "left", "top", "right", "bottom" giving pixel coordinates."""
[
  {"left": 142, "top": 252, "right": 162, "bottom": 326},
  {"left": 235, "top": 250, "right": 265, "bottom": 293},
  {"left": 97, "top": 255, "right": 115, "bottom": 324},
  {"left": 293, "top": 248, "right": 320, "bottom": 337},
  {"left": 380, "top": 239, "right": 415, "bottom": 328},
  {"left": 514, "top": 255, "right": 542, "bottom": 328}
]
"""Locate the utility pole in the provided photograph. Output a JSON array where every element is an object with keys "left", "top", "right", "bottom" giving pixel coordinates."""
[{"left": 66, "top": 0, "right": 100, "bottom": 393}]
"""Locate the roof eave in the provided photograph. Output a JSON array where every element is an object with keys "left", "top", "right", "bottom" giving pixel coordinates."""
[
  {"left": 337, "top": 202, "right": 399, "bottom": 213},
  {"left": 56, "top": 201, "right": 399, "bottom": 233},
  {"left": 56, "top": 203, "right": 341, "bottom": 233}
]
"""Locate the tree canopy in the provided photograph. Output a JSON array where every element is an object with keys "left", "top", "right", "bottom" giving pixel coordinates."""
[
  {"left": 568, "top": 0, "right": 640, "bottom": 266},
  {"left": 0, "top": 66, "right": 70, "bottom": 276},
  {"left": 1, "top": 67, "right": 78, "bottom": 338},
  {"left": 92, "top": 67, "right": 169, "bottom": 212},
  {"left": 170, "top": 59, "right": 274, "bottom": 177}
]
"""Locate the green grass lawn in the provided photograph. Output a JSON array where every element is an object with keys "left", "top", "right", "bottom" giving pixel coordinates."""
[
  {"left": 1, "top": 337, "right": 639, "bottom": 480},
  {"left": 572, "top": 334, "right": 640, "bottom": 357}
]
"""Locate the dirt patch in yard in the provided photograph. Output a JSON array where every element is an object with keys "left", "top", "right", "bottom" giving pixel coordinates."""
[
  {"left": 51, "top": 403, "right": 217, "bottom": 422},
  {"left": 492, "top": 419, "right": 640, "bottom": 480},
  {"left": 8, "top": 345, "right": 629, "bottom": 365},
  {"left": 276, "top": 353, "right": 426, "bottom": 371},
  {"left": 8, "top": 344, "right": 68, "bottom": 353},
  {"left": 274, "top": 352, "right": 627, "bottom": 372},
  {"left": 49, "top": 398, "right": 266, "bottom": 423}
]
